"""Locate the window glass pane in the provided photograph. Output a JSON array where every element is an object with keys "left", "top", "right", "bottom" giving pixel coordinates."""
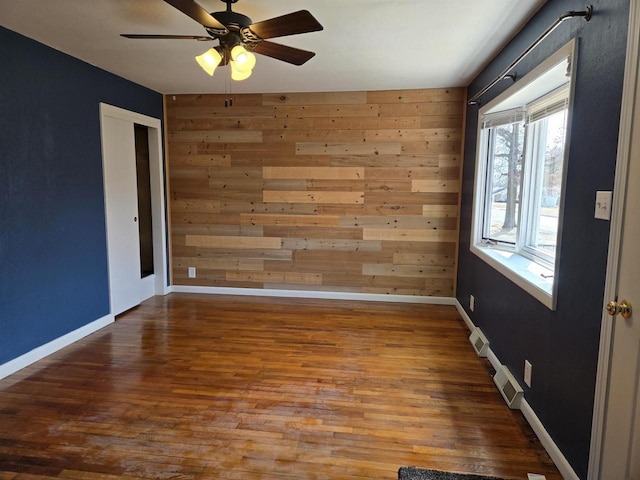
[
  {"left": 484, "top": 122, "right": 525, "bottom": 244},
  {"left": 530, "top": 109, "right": 567, "bottom": 257}
]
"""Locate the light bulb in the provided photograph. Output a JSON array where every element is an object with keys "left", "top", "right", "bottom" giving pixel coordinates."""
[
  {"left": 195, "top": 48, "right": 222, "bottom": 76},
  {"left": 231, "top": 61, "right": 252, "bottom": 81},
  {"left": 230, "top": 45, "right": 256, "bottom": 73}
]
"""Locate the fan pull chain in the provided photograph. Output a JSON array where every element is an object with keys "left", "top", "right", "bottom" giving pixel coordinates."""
[
  {"left": 225, "top": 72, "right": 229, "bottom": 107},
  {"left": 224, "top": 73, "right": 234, "bottom": 108},
  {"left": 223, "top": 73, "right": 233, "bottom": 108}
]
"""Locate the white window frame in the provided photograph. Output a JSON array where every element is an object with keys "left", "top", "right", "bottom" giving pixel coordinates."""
[{"left": 470, "top": 40, "right": 577, "bottom": 310}]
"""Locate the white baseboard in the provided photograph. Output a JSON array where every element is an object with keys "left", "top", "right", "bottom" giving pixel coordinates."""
[
  {"left": 521, "top": 400, "right": 580, "bottom": 480},
  {"left": 0, "top": 314, "right": 114, "bottom": 381},
  {"left": 454, "top": 299, "right": 578, "bottom": 480},
  {"left": 170, "top": 285, "right": 457, "bottom": 305},
  {"left": 455, "top": 298, "right": 476, "bottom": 331}
]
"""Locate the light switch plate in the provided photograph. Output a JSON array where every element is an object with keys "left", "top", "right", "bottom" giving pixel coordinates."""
[
  {"left": 524, "top": 360, "right": 532, "bottom": 388},
  {"left": 594, "top": 191, "right": 612, "bottom": 220}
]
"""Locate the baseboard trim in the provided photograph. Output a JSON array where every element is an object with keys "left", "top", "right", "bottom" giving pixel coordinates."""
[
  {"left": 454, "top": 298, "right": 578, "bottom": 480},
  {"left": 453, "top": 301, "right": 502, "bottom": 371},
  {"left": 170, "top": 285, "right": 456, "bottom": 305},
  {"left": 520, "top": 400, "right": 580, "bottom": 480},
  {"left": 0, "top": 314, "right": 114, "bottom": 381},
  {"left": 454, "top": 298, "right": 476, "bottom": 331}
]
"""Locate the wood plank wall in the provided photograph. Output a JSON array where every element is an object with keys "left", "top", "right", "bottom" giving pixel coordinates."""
[{"left": 165, "top": 88, "right": 465, "bottom": 297}]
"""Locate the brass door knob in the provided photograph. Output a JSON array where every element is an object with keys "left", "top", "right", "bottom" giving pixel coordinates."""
[{"left": 606, "top": 299, "right": 632, "bottom": 319}]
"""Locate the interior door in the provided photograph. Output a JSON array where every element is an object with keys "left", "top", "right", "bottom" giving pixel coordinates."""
[
  {"left": 600, "top": 151, "right": 640, "bottom": 478},
  {"left": 99, "top": 103, "right": 168, "bottom": 317},
  {"left": 101, "top": 114, "right": 143, "bottom": 315},
  {"left": 599, "top": 25, "right": 640, "bottom": 478}
]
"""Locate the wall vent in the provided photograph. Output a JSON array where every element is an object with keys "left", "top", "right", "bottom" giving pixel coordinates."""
[
  {"left": 493, "top": 365, "right": 524, "bottom": 409},
  {"left": 468, "top": 327, "right": 489, "bottom": 357}
]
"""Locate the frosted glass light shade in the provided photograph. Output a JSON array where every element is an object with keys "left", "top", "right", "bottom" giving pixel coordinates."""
[
  {"left": 230, "top": 61, "right": 252, "bottom": 81},
  {"left": 230, "top": 45, "right": 256, "bottom": 73},
  {"left": 195, "top": 48, "right": 222, "bottom": 76}
]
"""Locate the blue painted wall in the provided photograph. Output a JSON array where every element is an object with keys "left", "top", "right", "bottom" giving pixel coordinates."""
[
  {"left": 457, "top": 1, "right": 629, "bottom": 477},
  {"left": 0, "top": 27, "right": 163, "bottom": 365}
]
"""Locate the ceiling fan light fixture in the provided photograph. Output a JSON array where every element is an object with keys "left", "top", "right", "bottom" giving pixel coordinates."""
[
  {"left": 125, "top": 1, "right": 323, "bottom": 81},
  {"left": 195, "top": 47, "right": 223, "bottom": 76}
]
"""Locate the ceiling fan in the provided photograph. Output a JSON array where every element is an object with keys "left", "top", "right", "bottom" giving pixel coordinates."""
[{"left": 121, "top": 0, "right": 323, "bottom": 81}]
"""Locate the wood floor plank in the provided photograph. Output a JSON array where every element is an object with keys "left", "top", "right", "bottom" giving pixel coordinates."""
[{"left": 0, "top": 295, "right": 562, "bottom": 479}]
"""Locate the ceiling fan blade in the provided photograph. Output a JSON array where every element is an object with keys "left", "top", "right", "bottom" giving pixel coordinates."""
[
  {"left": 163, "top": 0, "right": 228, "bottom": 33},
  {"left": 253, "top": 41, "right": 316, "bottom": 66},
  {"left": 121, "top": 34, "right": 213, "bottom": 41},
  {"left": 248, "top": 10, "right": 323, "bottom": 40}
]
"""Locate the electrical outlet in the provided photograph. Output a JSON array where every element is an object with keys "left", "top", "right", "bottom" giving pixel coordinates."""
[
  {"left": 524, "top": 360, "right": 533, "bottom": 388},
  {"left": 188, "top": 266, "right": 196, "bottom": 278},
  {"left": 470, "top": 295, "right": 475, "bottom": 312}
]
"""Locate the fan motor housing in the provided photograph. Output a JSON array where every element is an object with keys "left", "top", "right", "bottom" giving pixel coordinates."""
[
  {"left": 210, "top": 10, "right": 252, "bottom": 30},
  {"left": 207, "top": 8, "right": 261, "bottom": 59}
]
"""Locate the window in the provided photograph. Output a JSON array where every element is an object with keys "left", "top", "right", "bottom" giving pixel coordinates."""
[{"left": 471, "top": 41, "right": 576, "bottom": 310}]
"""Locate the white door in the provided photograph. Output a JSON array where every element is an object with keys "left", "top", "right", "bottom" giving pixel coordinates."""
[
  {"left": 599, "top": 129, "right": 640, "bottom": 478},
  {"left": 596, "top": 2, "right": 640, "bottom": 477},
  {"left": 101, "top": 114, "right": 143, "bottom": 315},
  {"left": 100, "top": 103, "right": 169, "bottom": 317}
]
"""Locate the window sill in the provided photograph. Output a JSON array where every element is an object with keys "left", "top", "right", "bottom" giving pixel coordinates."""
[{"left": 471, "top": 244, "right": 556, "bottom": 310}]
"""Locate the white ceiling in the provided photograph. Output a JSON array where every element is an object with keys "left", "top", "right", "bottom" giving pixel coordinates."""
[{"left": 0, "top": 0, "right": 547, "bottom": 95}]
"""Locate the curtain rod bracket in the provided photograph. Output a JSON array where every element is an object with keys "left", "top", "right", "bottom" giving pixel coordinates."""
[
  {"left": 561, "top": 5, "right": 592, "bottom": 22},
  {"left": 468, "top": 5, "right": 593, "bottom": 106},
  {"left": 586, "top": 5, "right": 593, "bottom": 21}
]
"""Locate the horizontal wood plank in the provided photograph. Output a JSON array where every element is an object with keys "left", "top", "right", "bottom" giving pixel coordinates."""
[
  {"left": 226, "top": 270, "right": 322, "bottom": 285},
  {"left": 186, "top": 235, "right": 282, "bottom": 249},
  {"left": 363, "top": 228, "right": 458, "bottom": 242},
  {"left": 296, "top": 142, "right": 402, "bottom": 156},
  {"left": 240, "top": 213, "right": 340, "bottom": 227},
  {"left": 263, "top": 191, "right": 364, "bottom": 205},
  {"left": 263, "top": 166, "right": 364, "bottom": 180}
]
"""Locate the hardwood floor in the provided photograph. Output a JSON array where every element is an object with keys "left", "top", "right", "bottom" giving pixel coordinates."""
[{"left": 0, "top": 294, "right": 561, "bottom": 480}]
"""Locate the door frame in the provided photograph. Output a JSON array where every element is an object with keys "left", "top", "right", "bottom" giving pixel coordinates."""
[
  {"left": 99, "top": 103, "right": 169, "bottom": 312},
  {"left": 588, "top": 0, "right": 640, "bottom": 477}
]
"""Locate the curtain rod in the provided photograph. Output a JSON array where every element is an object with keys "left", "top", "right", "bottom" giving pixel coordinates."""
[{"left": 468, "top": 5, "right": 592, "bottom": 106}]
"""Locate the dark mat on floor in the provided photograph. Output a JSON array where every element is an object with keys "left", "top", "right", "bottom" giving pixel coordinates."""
[{"left": 398, "top": 467, "right": 508, "bottom": 480}]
